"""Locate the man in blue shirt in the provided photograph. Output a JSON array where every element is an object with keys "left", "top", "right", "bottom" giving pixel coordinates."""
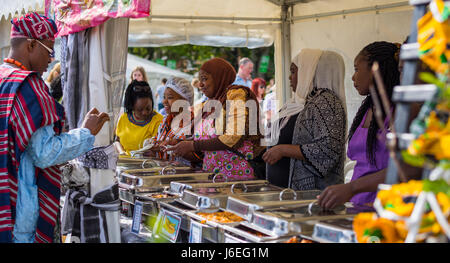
[
  {"left": 155, "top": 78, "right": 167, "bottom": 111},
  {"left": 0, "top": 12, "right": 109, "bottom": 243},
  {"left": 232, "top": 57, "right": 254, "bottom": 88}
]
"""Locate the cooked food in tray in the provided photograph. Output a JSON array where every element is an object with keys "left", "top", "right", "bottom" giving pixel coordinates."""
[
  {"left": 197, "top": 211, "right": 245, "bottom": 224},
  {"left": 233, "top": 224, "right": 269, "bottom": 237},
  {"left": 146, "top": 193, "right": 177, "bottom": 199},
  {"left": 284, "top": 236, "right": 315, "bottom": 243}
]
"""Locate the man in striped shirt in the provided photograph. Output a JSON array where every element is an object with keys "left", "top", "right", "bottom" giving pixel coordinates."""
[{"left": 0, "top": 12, "right": 109, "bottom": 243}]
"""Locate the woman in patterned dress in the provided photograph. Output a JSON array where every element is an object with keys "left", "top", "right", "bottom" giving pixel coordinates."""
[{"left": 168, "top": 58, "right": 264, "bottom": 181}]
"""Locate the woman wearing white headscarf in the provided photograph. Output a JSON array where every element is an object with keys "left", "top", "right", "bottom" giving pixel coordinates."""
[
  {"left": 145, "top": 77, "right": 201, "bottom": 164},
  {"left": 263, "top": 49, "right": 347, "bottom": 190}
]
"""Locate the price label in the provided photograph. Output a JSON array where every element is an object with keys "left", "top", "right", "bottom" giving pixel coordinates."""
[
  {"left": 159, "top": 210, "right": 182, "bottom": 243},
  {"left": 224, "top": 235, "right": 241, "bottom": 243},
  {"left": 188, "top": 221, "right": 203, "bottom": 243},
  {"left": 131, "top": 201, "right": 144, "bottom": 234},
  {"left": 227, "top": 199, "right": 249, "bottom": 218},
  {"left": 312, "top": 223, "right": 357, "bottom": 243}
]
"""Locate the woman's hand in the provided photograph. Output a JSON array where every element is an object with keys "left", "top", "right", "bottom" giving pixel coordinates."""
[
  {"left": 262, "top": 145, "right": 285, "bottom": 165},
  {"left": 81, "top": 108, "right": 110, "bottom": 135},
  {"left": 113, "top": 141, "right": 126, "bottom": 155},
  {"left": 166, "top": 141, "right": 195, "bottom": 157},
  {"left": 317, "top": 183, "right": 354, "bottom": 210}
]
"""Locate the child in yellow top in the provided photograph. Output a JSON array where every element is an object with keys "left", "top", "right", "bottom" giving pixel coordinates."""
[{"left": 115, "top": 80, "right": 163, "bottom": 155}]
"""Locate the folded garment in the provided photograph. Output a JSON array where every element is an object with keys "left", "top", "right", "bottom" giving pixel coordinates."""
[{"left": 78, "top": 144, "right": 118, "bottom": 170}]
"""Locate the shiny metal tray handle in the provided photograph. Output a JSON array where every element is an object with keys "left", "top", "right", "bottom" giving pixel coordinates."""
[
  {"left": 231, "top": 183, "right": 248, "bottom": 194},
  {"left": 160, "top": 165, "right": 177, "bottom": 175},
  {"left": 212, "top": 173, "right": 227, "bottom": 183},
  {"left": 119, "top": 173, "right": 144, "bottom": 189},
  {"left": 141, "top": 159, "right": 157, "bottom": 169},
  {"left": 307, "top": 200, "right": 318, "bottom": 215},
  {"left": 279, "top": 188, "right": 297, "bottom": 201}
]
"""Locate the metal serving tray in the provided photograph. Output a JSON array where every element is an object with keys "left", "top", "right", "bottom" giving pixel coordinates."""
[
  {"left": 241, "top": 203, "right": 357, "bottom": 238},
  {"left": 117, "top": 156, "right": 179, "bottom": 168},
  {"left": 221, "top": 223, "right": 279, "bottom": 243},
  {"left": 177, "top": 182, "right": 283, "bottom": 210},
  {"left": 168, "top": 179, "right": 270, "bottom": 195},
  {"left": 226, "top": 189, "right": 321, "bottom": 221},
  {"left": 119, "top": 188, "right": 136, "bottom": 204},
  {"left": 135, "top": 191, "right": 180, "bottom": 216},
  {"left": 119, "top": 169, "right": 213, "bottom": 191},
  {"left": 184, "top": 208, "right": 247, "bottom": 243}
]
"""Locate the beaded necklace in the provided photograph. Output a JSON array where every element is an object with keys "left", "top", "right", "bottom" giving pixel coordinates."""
[{"left": 3, "top": 58, "right": 28, "bottom": 70}]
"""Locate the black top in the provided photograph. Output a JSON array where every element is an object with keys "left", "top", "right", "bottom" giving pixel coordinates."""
[{"left": 266, "top": 113, "right": 299, "bottom": 188}]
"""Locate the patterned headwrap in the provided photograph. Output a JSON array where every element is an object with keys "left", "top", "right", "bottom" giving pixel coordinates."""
[{"left": 10, "top": 12, "right": 58, "bottom": 40}]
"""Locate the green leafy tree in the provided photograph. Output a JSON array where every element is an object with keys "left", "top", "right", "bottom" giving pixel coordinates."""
[{"left": 128, "top": 44, "right": 274, "bottom": 81}]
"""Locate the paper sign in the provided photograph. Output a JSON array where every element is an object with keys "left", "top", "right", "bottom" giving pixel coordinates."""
[
  {"left": 131, "top": 200, "right": 144, "bottom": 234},
  {"left": 159, "top": 210, "right": 182, "bottom": 243},
  {"left": 189, "top": 221, "right": 203, "bottom": 243}
]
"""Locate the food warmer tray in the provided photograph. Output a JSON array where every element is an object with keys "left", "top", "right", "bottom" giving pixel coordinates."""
[
  {"left": 176, "top": 182, "right": 284, "bottom": 210},
  {"left": 119, "top": 187, "right": 136, "bottom": 205},
  {"left": 226, "top": 189, "right": 321, "bottom": 221},
  {"left": 309, "top": 204, "right": 374, "bottom": 243},
  {"left": 221, "top": 222, "right": 282, "bottom": 243},
  {"left": 168, "top": 179, "right": 270, "bottom": 195},
  {"left": 119, "top": 168, "right": 213, "bottom": 191},
  {"left": 135, "top": 192, "right": 180, "bottom": 216},
  {"left": 117, "top": 157, "right": 183, "bottom": 170},
  {"left": 240, "top": 202, "right": 357, "bottom": 238},
  {"left": 183, "top": 208, "right": 246, "bottom": 243}
]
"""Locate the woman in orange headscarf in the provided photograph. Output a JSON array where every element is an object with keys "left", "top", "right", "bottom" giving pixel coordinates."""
[{"left": 169, "top": 58, "right": 265, "bottom": 180}]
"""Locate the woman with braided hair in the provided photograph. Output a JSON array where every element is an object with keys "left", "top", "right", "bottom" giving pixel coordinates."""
[
  {"left": 114, "top": 80, "right": 163, "bottom": 155},
  {"left": 318, "top": 41, "right": 401, "bottom": 209}
]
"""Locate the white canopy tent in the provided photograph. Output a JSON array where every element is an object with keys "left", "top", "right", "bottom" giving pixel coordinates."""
[{"left": 128, "top": 0, "right": 413, "bottom": 124}]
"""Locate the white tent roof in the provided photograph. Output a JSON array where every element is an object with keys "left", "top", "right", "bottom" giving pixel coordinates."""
[
  {"left": 0, "top": 0, "right": 43, "bottom": 19},
  {"left": 1, "top": 0, "right": 415, "bottom": 125}
]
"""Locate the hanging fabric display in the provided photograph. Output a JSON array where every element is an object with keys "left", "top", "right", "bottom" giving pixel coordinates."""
[{"left": 53, "top": 0, "right": 150, "bottom": 37}]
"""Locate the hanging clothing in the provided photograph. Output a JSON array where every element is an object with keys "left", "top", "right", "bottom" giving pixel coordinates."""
[
  {"left": 115, "top": 111, "right": 163, "bottom": 155},
  {"left": 61, "top": 30, "right": 91, "bottom": 130},
  {"left": 0, "top": 66, "right": 93, "bottom": 243},
  {"left": 347, "top": 110, "right": 390, "bottom": 206}
]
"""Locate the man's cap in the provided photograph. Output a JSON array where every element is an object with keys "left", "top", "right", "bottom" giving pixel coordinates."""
[{"left": 10, "top": 12, "right": 58, "bottom": 40}]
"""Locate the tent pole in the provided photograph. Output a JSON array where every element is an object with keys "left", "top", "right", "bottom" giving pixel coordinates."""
[{"left": 280, "top": 4, "right": 291, "bottom": 105}]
